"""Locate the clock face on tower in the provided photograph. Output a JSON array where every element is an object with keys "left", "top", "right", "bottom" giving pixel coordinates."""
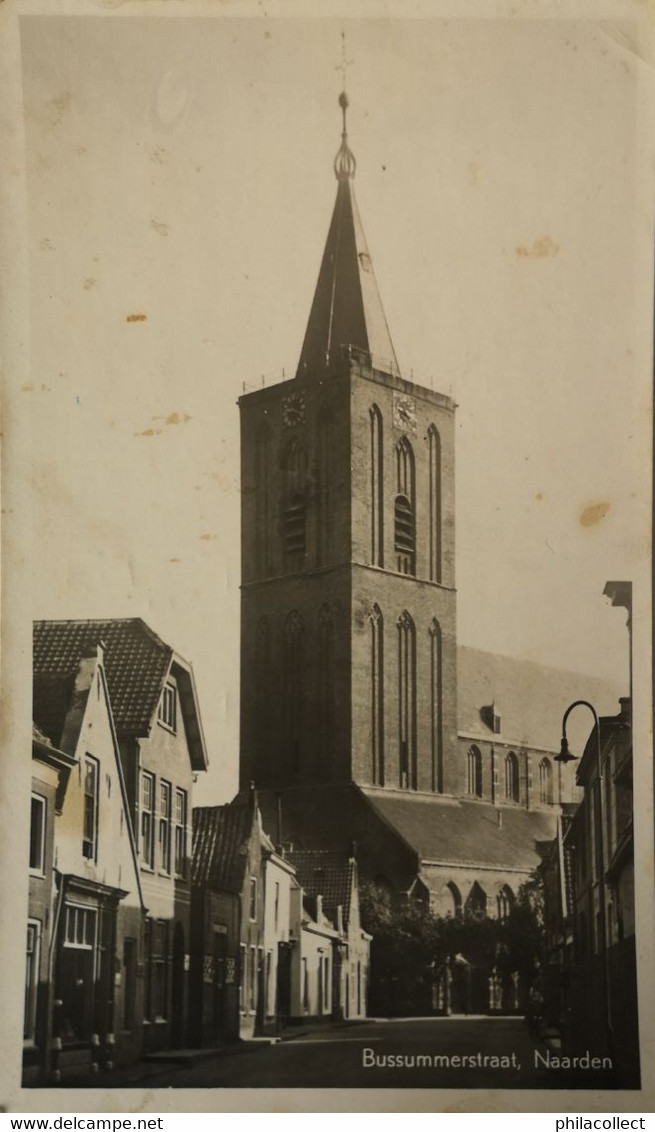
[
  {"left": 282, "top": 393, "right": 306, "bottom": 428},
  {"left": 393, "top": 393, "right": 417, "bottom": 433}
]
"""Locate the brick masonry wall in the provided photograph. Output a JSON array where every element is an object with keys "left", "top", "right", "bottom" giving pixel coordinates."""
[{"left": 239, "top": 362, "right": 459, "bottom": 798}]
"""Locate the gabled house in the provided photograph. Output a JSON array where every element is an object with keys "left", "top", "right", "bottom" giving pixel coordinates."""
[
  {"left": 261, "top": 838, "right": 296, "bottom": 1033},
  {"left": 30, "top": 642, "right": 145, "bottom": 1081},
  {"left": 33, "top": 618, "right": 209, "bottom": 1056},
  {"left": 190, "top": 790, "right": 272, "bottom": 1043},
  {"left": 287, "top": 849, "right": 371, "bottom": 1022},
  {"left": 289, "top": 882, "right": 341, "bottom": 1023}
]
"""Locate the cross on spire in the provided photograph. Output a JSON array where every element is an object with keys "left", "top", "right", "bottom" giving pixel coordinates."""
[{"left": 336, "top": 30, "right": 353, "bottom": 95}]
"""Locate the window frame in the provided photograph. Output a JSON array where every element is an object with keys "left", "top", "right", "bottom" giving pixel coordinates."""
[
  {"left": 249, "top": 944, "right": 257, "bottom": 1014},
  {"left": 24, "top": 919, "right": 41, "bottom": 1044},
  {"left": 157, "top": 682, "right": 177, "bottom": 733},
  {"left": 239, "top": 943, "right": 247, "bottom": 1014},
  {"left": 249, "top": 876, "right": 258, "bottom": 922},
  {"left": 140, "top": 770, "right": 156, "bottom": 870},
  {"left": 174, "top": 788, "right": 187, "bottom": 879},
  {"left": 158, "top": 779, "right": 172, "bottom": 875},
  {"left": 63, "top": 903, "right": 97, "bottom": 953},
  {"left": 82, "top": 755, "right": 99, "bottom": 862},
  {"left": 29, "top": 793, "right": 47, "bottom": 876}
]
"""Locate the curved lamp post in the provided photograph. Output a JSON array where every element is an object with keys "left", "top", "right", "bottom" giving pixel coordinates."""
[{"left": 555, "top": 699, "right": 614, "bottom": 1062}]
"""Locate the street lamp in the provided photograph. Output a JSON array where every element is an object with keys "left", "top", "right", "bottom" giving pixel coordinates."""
[{"left": 555, "top": 699, "right": 614, "bottom": 1064}]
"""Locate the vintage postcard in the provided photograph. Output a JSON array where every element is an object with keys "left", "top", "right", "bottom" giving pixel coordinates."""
[{"left": 1, "top": 0, "right": 654, "bottom": 1114}]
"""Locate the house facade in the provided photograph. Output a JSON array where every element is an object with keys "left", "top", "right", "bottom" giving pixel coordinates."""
[
  {"left": 191, "top": 792, "right": 272, "bottom": 1044},
  {"left": 287, "top": 849, "right": 370, "bottom": 1022},
  {"left": 24, "top": 727, "right": 76, "bottom": 1084},
  {"left": 30, "top": 642, "right": 146, "bottom": 1081},
  {"left": 29, "top": 618, "right": 209, "bottom": 1077},
  {"left": 261, "top": 842, "right": 296, "bottom": 1032},
  {"left": 564, "top": 697, "right": 638, "bottom": 1087}
]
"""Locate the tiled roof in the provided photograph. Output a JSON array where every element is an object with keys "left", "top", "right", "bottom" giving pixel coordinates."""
[
  {"left": 33, "top": 672, "right": 75, "bottom": 747},
  {"left": 192, "top": 804, "right": 256, "bottom": 895},
  {"left": 286, "top": 849, "right": 355, "bottom": 924},
  {"left": 362, "top": 789, "right": 558, "bottom": 873},
  {"left": 34, "top": 619, "right": 173, "bottom": 737},
  {"left": 457, "top": 645, "right": 623, "bottom": 752}
]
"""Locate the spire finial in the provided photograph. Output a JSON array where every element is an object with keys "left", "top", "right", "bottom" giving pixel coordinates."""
[{"left": 334, "top": 32, "right": 356, "bottom": 180}]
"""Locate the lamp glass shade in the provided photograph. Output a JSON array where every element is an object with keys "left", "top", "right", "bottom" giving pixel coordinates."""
[{"left": 555, "top": 736, "right": 577, "bottom": 764}]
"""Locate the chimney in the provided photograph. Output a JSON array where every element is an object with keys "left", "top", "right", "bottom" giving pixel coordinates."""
[
  {"left": 316, "top": 894, "right": 323, "bottom": 921},
  {"left": 249, "top": 780, "right": 258, "bottom": 812}
]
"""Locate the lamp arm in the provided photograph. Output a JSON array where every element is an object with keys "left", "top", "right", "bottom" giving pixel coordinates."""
[{"left": 561, "top": 699, "right": 600, "bottom": 740}]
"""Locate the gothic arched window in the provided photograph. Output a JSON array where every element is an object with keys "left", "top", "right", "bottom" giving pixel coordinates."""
[
  {"left": 428, "top": 425, "right": 442, "bottom": 584},
  {"left": 394, "top": 438, "right": 416, "bottom": 575},
  {"left": 255, "top": 616, "right": 271, "bottom": 758},
  {"left": 467, "top": 745, "right": 483, "bottom": 798},
  {"left": 505, "top": 751, "right": 520, "bottom": 803},
  {"left": 369, "top": 405, "right": 384, "bottom": 567},
  {"left": 497, "top": 885, "right": 515, "bottom": 921},
  {"left": 445, "top": 881, "right": 462, "bottom": 919},
  {"left": 283, "top": 438, "right": 307, "bottom": 570},
  {"left": 429, "top": 618, "right": 443, "bottom": 793},
  {"left": 317, "top": 410, "right": 332, "bottom": 567},
  {"left": 255, "top": 423, "right": 272, "bottom": 576},
  {"left": 370, "top": 604, "right": 384, "bottom": 785},
  {"left": 283, "top": 610, "right": 305, "bottom": 771},
  {"left": 465, "top": 881, "right": 488, "bottom": 920},
  {"left": 318, "top": 604, "right": 335, "bottom": 762},
  {"left": 397, "top": 611, "right": 417, "bottom": 790},
  {"left": 539, "top": 757, "right": 553, "bottom": 805}
]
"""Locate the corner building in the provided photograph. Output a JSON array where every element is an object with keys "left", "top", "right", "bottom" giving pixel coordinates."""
[{"left": 239, "top": 96, "right": 562, "bottom": 911}]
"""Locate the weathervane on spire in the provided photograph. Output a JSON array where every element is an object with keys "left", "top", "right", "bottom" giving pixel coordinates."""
[{"left": 334, "top": 31, "right": 356, "bottom": 181}]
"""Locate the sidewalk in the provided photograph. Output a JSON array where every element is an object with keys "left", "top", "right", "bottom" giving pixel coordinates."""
[
  {"left": 53, "top": 1019, "right": 368, "bottom": 1088},
  {"left": 57, "top": 1039, "right": 271, "bottom": 1089}
]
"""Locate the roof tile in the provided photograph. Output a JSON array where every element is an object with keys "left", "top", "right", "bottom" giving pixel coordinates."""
[{"left": 34, "top": 619, "right": 172, "bottom": 736}]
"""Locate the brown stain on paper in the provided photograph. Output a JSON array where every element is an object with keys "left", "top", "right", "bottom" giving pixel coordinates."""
[
  {"left": 134, "top": 428, "right": 161, "bottom": 438},
  {"left": 126, "top": 313, "right": 147, "bottom": 323},
  {"left": 516, "top": 235, "right": 559, "bottom": 259},
  {"left": 579, "top": 500, "right": 611, "bottom": 527}
]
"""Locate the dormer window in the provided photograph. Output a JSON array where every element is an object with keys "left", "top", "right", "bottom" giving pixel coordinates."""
[{"left": 158, "top": 682, "right": 177, "bottom": 733}]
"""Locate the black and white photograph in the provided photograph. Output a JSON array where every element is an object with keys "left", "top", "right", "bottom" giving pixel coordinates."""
[{"left": 1, "top": 0, "right": 654, "bottom": 1113}]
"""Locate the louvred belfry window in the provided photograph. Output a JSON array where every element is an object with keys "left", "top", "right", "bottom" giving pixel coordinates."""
[
  {"left": 394, "top": 438, "right": 416, "bottom": 575},
  {"left": 283, "top": 438, "right": 307, "bottom": 569}
]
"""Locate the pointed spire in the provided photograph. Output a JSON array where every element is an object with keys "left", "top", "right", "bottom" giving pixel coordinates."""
[{"left": 295, "top": 90, "right": 399, "bottom": 380}]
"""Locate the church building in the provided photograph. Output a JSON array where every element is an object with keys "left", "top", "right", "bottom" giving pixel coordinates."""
[{"left": 237, "top": 92, "right": 616, "bottom": 919}]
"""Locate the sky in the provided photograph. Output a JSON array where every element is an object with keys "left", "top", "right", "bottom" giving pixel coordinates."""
[{"left": 18, "top": 12, "right": 651, "bottom": 803}]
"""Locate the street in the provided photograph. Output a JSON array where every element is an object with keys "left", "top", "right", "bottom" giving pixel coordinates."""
[{"left": 73, "top": 1018, "right": 616, "bottom": 1091}]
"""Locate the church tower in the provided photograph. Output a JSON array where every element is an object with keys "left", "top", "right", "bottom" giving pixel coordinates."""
[{"left": 239, "top": 93, "right": 460, "bottom": 802}]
